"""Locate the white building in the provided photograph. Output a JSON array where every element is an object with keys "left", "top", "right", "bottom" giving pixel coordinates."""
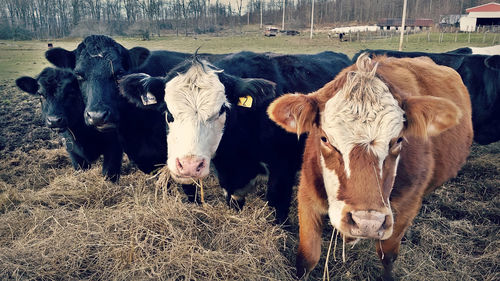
[{"left": 460, "top": 2, "right": 500, "bottom": 31}]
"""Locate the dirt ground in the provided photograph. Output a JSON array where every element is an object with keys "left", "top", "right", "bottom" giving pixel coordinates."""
[{"left": 0, "top": 79, "right": 499, "bottom": 280}]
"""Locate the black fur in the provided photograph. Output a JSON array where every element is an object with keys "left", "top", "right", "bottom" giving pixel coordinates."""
[{"left": 15, "top": 67, "right": 122, "bottom": 182}]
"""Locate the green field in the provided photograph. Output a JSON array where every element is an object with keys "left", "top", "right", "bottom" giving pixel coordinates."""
[{"left": 0, "top": 30, "right": 497, "bottom": 81}]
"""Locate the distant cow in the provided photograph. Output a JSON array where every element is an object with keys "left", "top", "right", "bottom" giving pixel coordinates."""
[
  {"left": 268, "top": 55, "right": 473, "bottom": 279},
  {"left": 352, "top": 49, "right": 500, "bottom": 144},
  {"left": 15, "top": 67, "right": 123, "bottom": 182},
  {"left": 119, "top": 51, "right": 352, "bottom": 222}
]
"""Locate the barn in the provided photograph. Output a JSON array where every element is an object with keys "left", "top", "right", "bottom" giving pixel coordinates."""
[{"left": 460, "top": 2, "right": 500, "bottom": 31}]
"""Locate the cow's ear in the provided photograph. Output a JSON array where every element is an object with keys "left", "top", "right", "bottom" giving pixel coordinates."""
[
  {"left": 129, "top": 47, "right": 150, "bottom": 69},
  {"left": 446, "top": 47, "right": 472, "bottom": 54},
  {"left": 234, "top": 78, "right": 276, "bottom": 108},
  {"left": 402, "top": 96, "right": 462, "bottom": 139},
  {"left": 484, "top": 55, "right": 500, "bottom": 71},
  {"left": 119, "top": 73, "right": 166, "bottom": 111},
  {"left": 268, "top": 93, "right": 319, "bottom": 135},
  {"left": 45, "top": 47, "right": 75, "bottom": 69},
  {"left": 15, "top": 76, "right": 39, "bottom": 95}
]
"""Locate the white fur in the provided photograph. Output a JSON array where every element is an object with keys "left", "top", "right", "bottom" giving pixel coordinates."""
[
  {"left": 470, "top": 45, "right": 500, "bottom": 55},
  {"left": 164, "top": 63, "right": 229, "bottom": 180},
  {"left": 320, "top": 155, "right": 346, "bottom": 230}
]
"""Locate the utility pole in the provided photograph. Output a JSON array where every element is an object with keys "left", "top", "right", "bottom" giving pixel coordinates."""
[
  {"left": 260, "top": 0, "right": 263, "bottom": 29},
  {"left": 399, "top": 0, "right": 408, "bottom": 51},
  {"left": 282, "top": 0, "right": 285, "bottom": 31},
  {"left": 310, "top": 0, "right": 314, "bottom": 39}
]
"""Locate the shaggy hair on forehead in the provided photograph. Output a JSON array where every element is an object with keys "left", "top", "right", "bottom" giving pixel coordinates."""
[
  {"left": 338, "top": 54, "right": 393, "bottom": 123},
  {"left": 165, "top": 60, "right": 227, "bottom": 121},
  {"left": 324, "top": 54, "right": 404, "bottom": 152}
]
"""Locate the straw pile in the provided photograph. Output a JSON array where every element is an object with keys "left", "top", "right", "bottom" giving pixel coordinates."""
[{"left": 1, "top": 83, "right": 498, "bottom": 280}]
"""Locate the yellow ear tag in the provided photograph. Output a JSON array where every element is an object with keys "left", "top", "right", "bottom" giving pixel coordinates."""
[{"left": 237, "top": 95, "right": 253, "bottom": 108}]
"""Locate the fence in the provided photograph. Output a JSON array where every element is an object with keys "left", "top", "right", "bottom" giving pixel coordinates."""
[{"left": 329, "top": 27, "right": 499, "bottom": 45}]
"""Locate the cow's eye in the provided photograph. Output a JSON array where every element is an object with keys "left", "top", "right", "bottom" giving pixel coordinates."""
[
  {"left": 396, "top": 137, "right": 404, "bottom": 143},
  {"left": 166, "top": 108, "right": 174, "bottom": 123},
  {"left": 75, "top": 73, "right": 85, "bottom": 81},
  {"left": 114, "top": 70, "right": 126, "bottom": 78},
  {"left": 219, "top": 105, "right": 228, "bottom": 116},
  {"left": 321, "top": 136, "right": 328, "bottom": 143}
]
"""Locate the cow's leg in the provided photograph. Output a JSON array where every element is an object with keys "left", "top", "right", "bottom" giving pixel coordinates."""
[
  {"left": 266, "top": 163, "right": 296, "bottom": 224},
  {"left": 375, "top": 198, "right": 423, "bottom": 280},
  {"left": 296, "top": 188, "right": 324, "bottom": 278},
  {"left": 68, "top": 151, "right": 91, "bottom": 171},
  {"left": 181, "top": 184, "right": 200, "bottom": 203},
  {"left": 376, "top": 237, "right": 400, "bottom": 281},
  {"left": 225, "top": 190, "right": 246, "bottom": 211},
  {"left": 102, "top": 144, "right": 123, "bottom": 183},
  {"left": 214, "top": 160, "right": 261, "bottom": 211}
]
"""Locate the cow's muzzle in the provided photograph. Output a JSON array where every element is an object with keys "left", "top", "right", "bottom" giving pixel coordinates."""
[
  {"left": 85, "top": 110, "right": 116, "bottom": 131},
  {"left": 172, "top": 156, "right": 209, "bottom": 181},
  {"left": 46, "top": 116, "right": 67, "bottom": 132},
  {"left": 346, "top": 210, "right": 393, "bottom": 239}
]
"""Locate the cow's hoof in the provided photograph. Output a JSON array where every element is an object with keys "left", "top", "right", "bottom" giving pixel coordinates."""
[{"left": 227, "top": 195, "right": 246, "bottom": 211}]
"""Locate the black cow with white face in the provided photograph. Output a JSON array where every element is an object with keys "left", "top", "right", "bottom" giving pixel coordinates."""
[
  {"left": 120, "top": 51, "right": 351, "bottom": 222},
  {"left": 353, "top": 49, "right": 500, "bottom": 145},
  {"left": 16, "top": 67, "right": 122, "bottom": 182}
]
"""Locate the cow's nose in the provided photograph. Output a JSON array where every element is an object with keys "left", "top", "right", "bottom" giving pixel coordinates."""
[
  {"left": 347, "top": 210, "right": 391, "bottom": 239},
  {"left": 85, "top": 110, "right": 109, "bottom": 126},
  {"left": 176, "top": 157, "right": 207, "bottom": 178},
  {"left": 46, "top": 116, "right": 64, "bottom": 128}
]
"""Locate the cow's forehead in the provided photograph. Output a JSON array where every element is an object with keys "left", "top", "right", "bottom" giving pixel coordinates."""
[
  {"left": 321, "top": 74, "right": 404, "bottom": 158},
  {"left": 164, "top": 64, "right": 228, "bottom": 121},
  {"left": 38, "top": 71, "right": 75, "bottom": 98}
]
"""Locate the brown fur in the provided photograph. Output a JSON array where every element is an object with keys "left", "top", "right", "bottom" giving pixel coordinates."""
[{"left": 269, "top": 55, "right": 473, "bottom": 278}]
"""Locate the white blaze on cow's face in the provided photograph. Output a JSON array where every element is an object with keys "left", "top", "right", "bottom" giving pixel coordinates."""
[
  {"left": 319, "top": 62, "right": 405, "bottom": 240},
  {"left": 164, "top": 63, "right": 230, "bottom": 183}
]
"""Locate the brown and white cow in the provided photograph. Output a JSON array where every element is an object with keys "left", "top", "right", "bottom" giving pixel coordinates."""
[{"left": 268, "top": 54, "right": 473, "bottom": 279}]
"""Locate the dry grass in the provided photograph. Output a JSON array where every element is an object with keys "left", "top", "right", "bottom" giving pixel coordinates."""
[{"left": 0, "top": 166, "right": 294, "bottom": 280}]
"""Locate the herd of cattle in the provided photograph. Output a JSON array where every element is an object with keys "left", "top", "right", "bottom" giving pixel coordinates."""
[{"left": 14, "top": 35, "right": 499, "bottom": 279}]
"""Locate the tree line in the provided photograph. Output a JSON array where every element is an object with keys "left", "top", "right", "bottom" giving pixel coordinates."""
[{"left": 0, "top": 0, "right": 492, "bottom": 40}]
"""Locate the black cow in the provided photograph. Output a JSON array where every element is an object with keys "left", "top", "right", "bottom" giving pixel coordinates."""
[
  {"left": 15, "top": 67, "right": 122, "bottom": 182},
  {"left": 119, "top": 51, "right": 351, "bottom": 222},
  {"left": 44, "top": 35, "right": 226, "bottom": 202},
  {"left": 353, "top": 49, "right": 500, "bottom": 145}
]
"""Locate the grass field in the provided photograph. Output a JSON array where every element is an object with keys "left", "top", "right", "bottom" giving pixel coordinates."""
[
  {"left": 0, "top": 31, "right": 499, "bottom": 280},
  {"left": 0, "top": 29, "right": 497, "bottom": 80}
]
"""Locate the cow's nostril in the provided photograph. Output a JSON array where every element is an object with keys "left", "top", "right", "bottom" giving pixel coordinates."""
[
  {"left": 381, "top": 216, "right": 387, "bottom": 229},
  {"left": 196, "top": 160, "right": 204, "bottom": 172},
  {"left": 102, "top": 110, "right": 109, "bottom": 120},
  {"left": 176, "top": 158, "right": 183, "bottom": 170},
  {"left": 346, "top": 212, "right": 356, "bottom": 226}
]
